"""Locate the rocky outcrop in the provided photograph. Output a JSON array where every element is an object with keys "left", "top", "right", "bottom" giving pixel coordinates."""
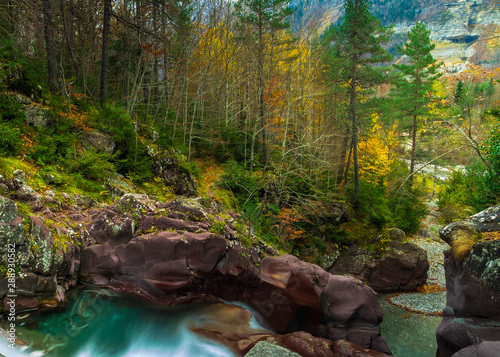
[
  {"left": 83, "top": 130, "right": 116, "bottom": 154},
  {"left": 192, "top": 302, "right": 390, "bottom": 357},
  {"left": 436, "top": 205, "right": 500, "bottom": 357},
  {"left": 76, "top": 194, "right": 388, "bottom": 352},
  {"left": 0, "top": 168, "right": 391, "bottom": 354},
  {"left": 80, "top": 232, "right": 390, "bottom": 352},
  {"left": 149, "top": 146, "right": 198, "bottom": 196},
  {"left": 291, "top": 0, "right": 500, "bottom": 71},
  {"left": 328, "top": 241, "right": 429, "bottom": 292}
]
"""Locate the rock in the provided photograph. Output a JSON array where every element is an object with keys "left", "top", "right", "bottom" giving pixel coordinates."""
[
  {"left": 245, "top": 341, "right": 301, "bottom": 357},
  {"left": 436, "top": 244, "right": 500, "bottom": 357},
  {"left": 328, "top": 241, "right": 428, "bottom": 292},
  {"left": 43, "top": 174, "right": 54, "bottom": 185},
  {"left": 80, "top": 228, "right": 390, "bottom": 353},
  {"left": 437, "top": 203, "right": 500, "bottom": 357},
  {"left": 83, "top": 130, "right": 115, "bottom": 154},
  {"left": 104, "top": 177, "right": 134, "bottom": 199},
  {"left": 451, "top": 341, "right": 500, "bottom": 357},
  {"left": 149, "top": 146, "right": 198, "bottom": 196},
  {"left": 388, "top": 228, "right": 405, "bottom": 241},
  {"left": 0, "top": 196, "right": 25, "bottom": 250},
  {"left": 192, "top": 303, "right": 389, "bottom": 357},
  {"left": 23, "top": 104, "right": 50, "bottom": 128}
]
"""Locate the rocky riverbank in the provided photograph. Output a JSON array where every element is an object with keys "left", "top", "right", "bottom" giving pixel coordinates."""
[
  {"left": 0, "top": 170, "right": 393, "bottom": 356},
  {"left": 436, "top": 204, "right": 500, "bottom": 357}
]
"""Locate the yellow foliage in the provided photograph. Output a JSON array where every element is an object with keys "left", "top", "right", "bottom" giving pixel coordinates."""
[{"left": 357, "top": 116, "right": 394, "bottom": 183}]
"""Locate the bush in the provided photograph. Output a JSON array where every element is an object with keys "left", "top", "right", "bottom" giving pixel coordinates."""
[
  {"left": 93, "top": 104, "right": 153, "bottom": 183},
  {"left": 0, "top": 121, "right": 21, "bottom": 156},
  {"left": 437, "top": 171, "right": 472, "bottom": 223},
  {"left": 68, "top": 148, "right": 115, "bottom": 181},
  {"left": 389, "top": 187, "right": 428, "bottom": 234},
  {"left": 30, "top": 127, "right": 76, "bottom": 165},
  {"left": 217, "top": 160, "right": 260, "bottom": 206}
]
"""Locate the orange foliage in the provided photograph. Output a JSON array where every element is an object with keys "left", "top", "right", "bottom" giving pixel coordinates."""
[
  {"left": 56, "top": 104, "right": 92, "bottom": 132},
  {"left": 276, "top": 207, "right": 306, "bottom": 240}
]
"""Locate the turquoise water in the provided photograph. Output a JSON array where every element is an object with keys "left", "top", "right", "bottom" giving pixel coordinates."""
[
  {"left": 378, "top": 294, "right": 442, "bottom": 357},
  {"left": 7, "top": 288, "right": 239, "bottom": 357}
]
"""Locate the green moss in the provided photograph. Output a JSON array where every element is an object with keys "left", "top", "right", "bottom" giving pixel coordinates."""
[{"left": 209, "top": 220, "right": 226, "bottom": 234}]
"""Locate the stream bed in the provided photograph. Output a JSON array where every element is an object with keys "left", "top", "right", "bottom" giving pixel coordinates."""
[{"left": 378, "top": 294, "right": 443, "bottom": 357}]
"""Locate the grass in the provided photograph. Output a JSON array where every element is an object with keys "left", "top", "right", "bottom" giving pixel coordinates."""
[
  {"left": 450, "top": 226, "right": 481, "bottom": 263},
  {"left": 0, "top": 156, "right": 34, "bottom": 179}
]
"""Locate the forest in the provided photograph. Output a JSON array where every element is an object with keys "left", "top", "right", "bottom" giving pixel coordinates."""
[{"left": 1, "top": 0, "right": 500, "bottom": 263}]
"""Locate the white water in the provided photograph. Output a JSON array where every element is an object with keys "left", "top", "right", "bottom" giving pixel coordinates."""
[{"left": 0, "top": 288, "right": 268, "bottom": 357}]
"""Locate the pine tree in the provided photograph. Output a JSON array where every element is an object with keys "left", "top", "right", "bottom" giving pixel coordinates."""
[
  {"left": 324, "top": 0, "right": 392, "bottom": 208},
  {"left": 393, "top": 21, "right": 442, "bottom": 185}
]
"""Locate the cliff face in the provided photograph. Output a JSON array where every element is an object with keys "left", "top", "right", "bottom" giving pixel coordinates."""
[{"left": 291, "top": 0, "right": 500, "bottom": 71}]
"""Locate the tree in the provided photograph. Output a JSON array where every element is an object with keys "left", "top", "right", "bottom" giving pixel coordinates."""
[
  {"left": 100, "top": 0, "right": 112, "bottom": 107},
  {"left": 42, "top": 0, "right": 59, "bottom": 93},
  {"left": 324, "top": 0, "right": 392, "bottom": 208},
  {"left": 393, "top": 21, "right": 441, "bottom": 186},
  {"left": 234, "top": 0, "right": 293, "bottom": 168}
]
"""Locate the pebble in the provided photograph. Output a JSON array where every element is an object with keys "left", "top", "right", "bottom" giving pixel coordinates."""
[{"left": 389, "top": 292, "right": 447, "bottom": 315}]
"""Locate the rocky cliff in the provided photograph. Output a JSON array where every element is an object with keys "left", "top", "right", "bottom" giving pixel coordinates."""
[
  {"left": 291, "top": 0, "right": 500, "bottom": 71},
  {"left": 437, "top": 204, "right": 500, "bottom": 357}
]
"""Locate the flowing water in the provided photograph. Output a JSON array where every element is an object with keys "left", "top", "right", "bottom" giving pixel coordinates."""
[{"left": 1, "top": 287, "right": 270, "bottom": 357}]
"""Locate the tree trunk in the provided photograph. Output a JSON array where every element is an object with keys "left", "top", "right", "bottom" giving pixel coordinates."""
[
  {"left": 100, "top": 0, "right": 112, "bottom": 107},
  {"left": 42, "top": 0, "right": 59, "bottom": 93},
  {"left": 409, "top": 86, "right": 419, "bottom": 187},
  {"left": 60, "top": 0, "right": 80, "bottom": 83},
  {"left": 349, "top": 69, "right": 359, "bottom": 208},
  {"left": 337, "top": 123, "right": 350, "bottom": 184}
]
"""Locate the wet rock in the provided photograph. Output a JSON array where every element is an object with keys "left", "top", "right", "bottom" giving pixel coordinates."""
[
  {"left": 328, "top": 241, "right": 428, "bottom": 292},
  {"left": 80, "top": 228, "right": 390, "bottom": 353},
  {"left": 451, "top": 341, "right": 500, "bottom": 357},
  {"left": 436, "top": 244, "right": 500, "bottom": 357},
  {"left": 437, "top": 203, "right": 500, "bottom": 357}
]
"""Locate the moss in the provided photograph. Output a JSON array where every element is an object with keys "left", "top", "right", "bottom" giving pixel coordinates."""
[{"left": 209, "top": 220, "right": 226, "bottom": 234}]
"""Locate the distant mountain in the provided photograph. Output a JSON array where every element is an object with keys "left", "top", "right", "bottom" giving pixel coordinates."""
[{"left": 291, "top": 0, "right": 500, "bottom": 71}]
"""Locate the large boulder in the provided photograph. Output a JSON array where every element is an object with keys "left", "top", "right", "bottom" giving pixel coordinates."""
[
  {"left": 83, "top": 130, "right": 115, "bottom": 154},
  {"left": 437, "top": 204, "right": 500, "bottom": 357},
  {"left": 79, "top": 221, "right": 390, "bottom": 353},
  {"left": 328, "top": 241, "right": 428, "bottom": 292}
]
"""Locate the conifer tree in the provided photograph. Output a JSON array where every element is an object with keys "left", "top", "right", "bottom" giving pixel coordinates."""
[
  {"left": 325, "top": 0, "right": 392, "bottom": 208},
  {"left": 393, "top": 21, "right": 442, "bottom": 185}
]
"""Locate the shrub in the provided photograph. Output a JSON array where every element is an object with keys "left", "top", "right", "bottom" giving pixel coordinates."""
[
  {"left": 389, "top": 187, "right": 428, "bottom": 234},
  {"left": 0, "top": 121, "right": 21, "bottom": 156},
  {"left": 93, "top": 104, "right": 153, "bottom": 183},
  {"left": 67, "top": 147, "right": 115, "bottom": 181},
  {"left": 437, "top": 171, "right": 472, "bottom": 223},
  {"left": 30, "top": 127, "right": 76, "bottom": 165}
]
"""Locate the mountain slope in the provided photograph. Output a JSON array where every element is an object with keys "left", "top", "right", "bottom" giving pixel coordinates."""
[{"left": 291, "top": 0, "right": 500, "bottom": 70}]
